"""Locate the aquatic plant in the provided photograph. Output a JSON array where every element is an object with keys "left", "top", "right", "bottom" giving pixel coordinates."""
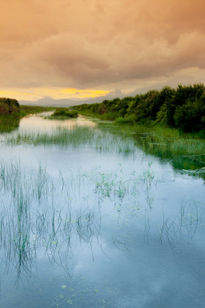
[
  {"left": 0, "top": 160, "right": 159, "bottom": 275},
  {"left": 6, "top": 125, "right": 137, "bottom": 157},
  {"left": 49, "top": 108, "right": 78, "bottom": 119}
]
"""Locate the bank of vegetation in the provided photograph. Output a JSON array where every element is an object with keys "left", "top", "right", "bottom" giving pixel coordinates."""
[
  {"left": 0, "top": 98, "right": 53, "bottom": 132},
  {"left": 48, "top": 108, "right": 78, "bottom": 120},
  {"left": 0, "top": 98, "right": 20, "bottom": 114},
  {"left": 72, "top": 84, "right": 205, "bottom": 136}
]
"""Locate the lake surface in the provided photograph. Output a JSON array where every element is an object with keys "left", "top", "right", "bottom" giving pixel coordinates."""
[{"left": 0, "top": 113, "right": 205, "bottom": 308}]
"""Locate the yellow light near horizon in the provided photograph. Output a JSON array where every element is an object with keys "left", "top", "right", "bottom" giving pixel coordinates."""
[
  {"left": 60, "top": 88, "right": 110, "bottom": 98},
  {"left": 0, "top": 88, "right": 110, "bottom": 101}
]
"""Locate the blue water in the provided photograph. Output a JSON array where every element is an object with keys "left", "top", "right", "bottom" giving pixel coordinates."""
[{"left": 0, "top": 114, "right": 204, "bottom": 308}]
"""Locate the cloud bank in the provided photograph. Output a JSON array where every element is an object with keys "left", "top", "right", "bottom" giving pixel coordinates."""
[{"left": 1, "top": 0, "right": 205, "bottom": 100}]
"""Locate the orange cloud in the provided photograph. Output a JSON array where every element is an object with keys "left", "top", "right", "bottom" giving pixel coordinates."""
[{"left": 0, "top": 0, "right": 205, "bottom": 99}]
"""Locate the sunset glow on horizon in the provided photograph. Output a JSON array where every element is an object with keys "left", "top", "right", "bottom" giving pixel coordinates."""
[{"left": 0, "top": 88, "right": 110, "bottom": 101}]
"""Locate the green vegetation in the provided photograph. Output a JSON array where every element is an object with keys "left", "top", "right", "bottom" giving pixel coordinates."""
[
  {"left": 0, "top": 114, "right": 21, "bottom": 133},
  {"left": 0, "top": 98, "right": 20, "bottom": 132},
  {"left": 0, "top": 100, "right": 204, "bottom": 284},
  {"left": 0, "top": 89, "right": 204, "bottom": 179},
  {"left": 73, "top": 84, "right": 205, "bottom": 134},
  {"left": 19, "top": 105, "right": 54, "bottom": 117},
  {"left": 0, "top": 97, "right": 19, "bottom": 115},
  {"left": 100, "top": 122, "right": 205, "bottom": 179},
  {"left": 6, "top": 126, "right": 136, "bottom": 155},
  {"left": 5, "top": 117, "right": 205, "bottom": 179},
  {"left": 48, "top": 108, "right": 78, "bottom": 120},
  {"left": 0, "top": 102, "right": 54, "bottom": 133}
]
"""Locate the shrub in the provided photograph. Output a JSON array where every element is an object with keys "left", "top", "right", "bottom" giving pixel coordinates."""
[
  {"left": 0, "top": 98, "right": 19, "bottom": 115},
  {"left": 52, "top": 109, "right": 78, "bottom": 118},
  {"left": 73, "top": 83, "right": 205, "bottom": 133}
]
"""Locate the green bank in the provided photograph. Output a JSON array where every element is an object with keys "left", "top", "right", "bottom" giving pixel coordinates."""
[
  {"left": 72, "top": 83, "right": 205, "bottom": 135},
  {"left": 0, "top": 98, "right": 54, "bottom": 133}
]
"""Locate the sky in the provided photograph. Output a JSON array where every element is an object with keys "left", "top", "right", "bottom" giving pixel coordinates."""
[{"left": 0, "top": 0, "right": 205, "bottom": 104}]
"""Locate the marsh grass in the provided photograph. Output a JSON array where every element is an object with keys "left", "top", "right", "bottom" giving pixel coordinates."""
[
  {"left": 159, "top": 200, "right": 204, "bottom": 246},
  {"left": 19, "top": 105, "right": 54, "bottom": 117},
  {"left": 0, "top": 162, "right": 103, "bottom": 274},
  {"left": 3, "top": 110, "right": 205, "bottom": 175},
  {"left": 100, "top": 122, "right": 205, "bottom": 177},
  {"left": 109, "top": 123, "right": 205, "bottom": 156},
  {"left": 0, "top": 160, "right": 160, "bottom": 274},
  {"left": 135, "top": 129, "right": 205, "bottom": 176},
  {"left": 5, "top": 117, "right": 205, "bottom": 180},
  {"left": 6, "top": 125, "right": 137, "bottom": 155},
  {"left": 48, "top": 109, "right": 78, "bottom": 120},
  {"left": 0, "top": 114, "right": 20, "bottom": 133},
  {"left": 0, "top": 105, "right": 54, "bottom": 134},
  {"left": 0, "top": 157, "right": 203, "bottom": 280},
  {"left": 0, "top": 106, "right": 85, "bottom": 145},
  {"left": 6, "top": 126, "right": 95, "bottom": 147},
  {"left": 1, "top": 110, "right": 205, "bottom": 308},
  {"left": 1, "top": 113, "right": 205, "bottom": 275}
]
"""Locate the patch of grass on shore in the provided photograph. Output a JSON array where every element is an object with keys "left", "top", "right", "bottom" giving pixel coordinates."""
[
  {"left": 48, "top": 109, "right": 78, "bottom": 120},
  {"left": 106, "top": 122, "right": 205, "bottom": 175},
  {"left": 75, "top": 110, "right": 118, "bottom": 121},
  {"left": 0, "top": 114, "right": 20, "bottom": 133},
  {"left": 0, "top": 105, "right": 54, "bottom": 133},
  {"left": 19, "top": 105, "right": 54, "bottom": 117},
  {"left": 6, "top": 125, "right": 136, "bottom": 156}
]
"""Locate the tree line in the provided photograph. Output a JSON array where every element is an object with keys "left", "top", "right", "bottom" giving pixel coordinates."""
[{"left": 73, "top": 84, "right": 205, "bottom": 133}]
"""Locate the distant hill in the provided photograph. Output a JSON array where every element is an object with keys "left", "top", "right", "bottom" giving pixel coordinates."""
[{"left": 19, "top": 90, "right": 124, "bottom": 107}]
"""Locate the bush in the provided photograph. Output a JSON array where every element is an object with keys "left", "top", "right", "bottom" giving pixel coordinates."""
[
  {"left": 115, "top": 115, "right": 136, "bottom": 124},
  {"left": 0, "top": 98, "right": 19, "bottom": 115},
  {"left": 174, "top": 97, "right": 205, "bottom": 132},
  {"left": 52, "top": 109, "right": 78, "bottom": 118}
]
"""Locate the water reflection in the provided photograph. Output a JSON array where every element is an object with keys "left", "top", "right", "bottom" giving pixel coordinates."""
[
  {"left": 0, "top": 114, "right": 205, "bottom": 307},
  {"left": 19, "top": 113, "right": 96, "bottom": 133},
  {"left": 0, "top": 161, "right": 204, "bottom": 270},
  {"left": 0, "top": 162, "right": 156, "bottom": 275},
  {"left": 133, "top": 131, "right": 205, "bottom": 180}
]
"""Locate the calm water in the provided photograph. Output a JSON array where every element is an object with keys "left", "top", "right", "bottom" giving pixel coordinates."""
[{"left": 0, "top": 114, "right": 205, "bottom": 308}]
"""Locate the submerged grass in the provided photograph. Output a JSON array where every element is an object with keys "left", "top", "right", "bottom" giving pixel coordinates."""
[
  {"left": 0, "top": 162, "right": 102, "bottom": 273},
  {"left": 48, "top": 109, "right": 78, "bottom": 120},
  {"left": 98, "top": 122, "right": 205, "bottom": 176},
  {"left": 4, "top": 113, "right": 205, "bottom": 179},
  {"left": 132, "top": 125, "right": 205, "bottom": 173},
  {"left": 2, "top": 108, "right": 205, "bottom": 179},
  {"left": 6, "top": 125, "right": 137, "bottom": 155},
  {"left": 0, "top": 108, "right": 205, "bottom": 293},
  {"left": 0, "top": 158, "right": 204, "bottom": 277},
  {"left": 77, "top": 114, "right": 205, "bottom": 160},
  {"left": 7, "top": 126, "right": 95, "bottom": 146},
  {"left": 0, "top": 160, "right": 157, "bottom": 269}
]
